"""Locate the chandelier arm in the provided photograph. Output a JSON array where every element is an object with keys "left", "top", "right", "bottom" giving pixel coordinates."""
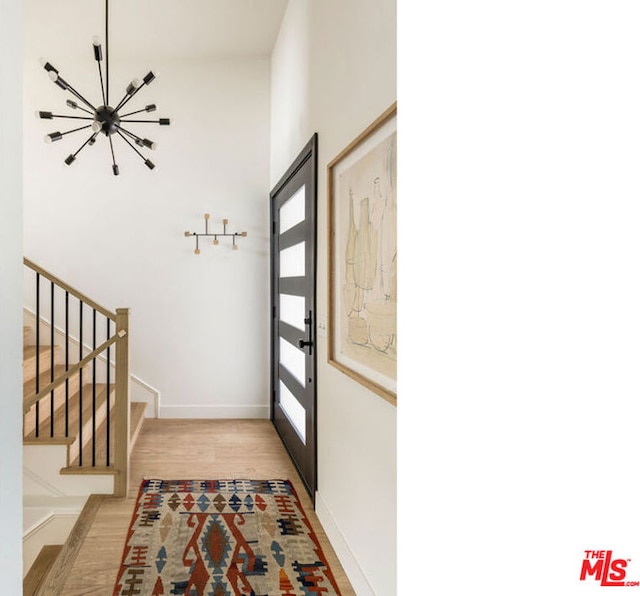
[
  {"left": 111, "top": 92, "right": 130, "bottom": 114},
  {"left": 108, "top": 134, "right": 119, "bottom": 174},
  {"left": 113, "top": 82, "right": 146, "bottom": 113},
  {"left": 63, "top": 84, "right": 98, "bottom": 113},
  {"left": 105, "top": 0, "right": 110, "bottom": 105},
  {"left": 50, "top": 114, "right": 94, "bottom": 121},
  {"left": 119, "top": 107, "right": 150, "bottom": 118},
  {"left": 58, "top": 124, "right": 94, "bottom": 138},
  {"left": 97, "top": 61, "right": 107, "bottom": 107},
  {"left": 69, "top": 132, "right": 99, "bottom": 161},
  {"left": 116, "top": 130, "right": 147, "bottom": 161},
  {"left": 70, "top": 104, "right": 95, "bottom": 116},
  {"left": 119, "top": 119, "right": 164, "bottom": 124},
  {"left": 116, "top": 125, "right": 144, "bottom": 145}
]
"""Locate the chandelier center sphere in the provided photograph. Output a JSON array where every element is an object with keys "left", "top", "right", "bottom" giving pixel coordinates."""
[{"left": 94, "top": 105, "right": 120, "bottom": 136}]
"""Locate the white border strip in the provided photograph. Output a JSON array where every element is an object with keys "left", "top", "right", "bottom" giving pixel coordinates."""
[
  {"left": 159, "top": 405, "right": 270, "bottom": 419},
  {"left": 315, "top": 491, "right": 376, "bottom": 596}
]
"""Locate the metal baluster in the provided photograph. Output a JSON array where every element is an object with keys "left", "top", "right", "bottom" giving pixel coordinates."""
[
  {"left": 35, "top": 273, "right": 40, "bottom": 438},
  {"left": 92, "top": 309, "right": 97, "bottom": 467},
  {"left": 79, "top": 301, "right": 83, "bottom": 466},
  {"left": 65, "top": 291, "right": 69, "bottom": 437},
  {"left": 50, "top": 281, "right": 55, "bottom": 437},
  {"left": 106, "top": 318, "right": 111, "bottom": 467}
]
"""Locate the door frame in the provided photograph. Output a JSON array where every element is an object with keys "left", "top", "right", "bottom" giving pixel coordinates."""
[{"left": 270, "top": 133, "right": 318, "bottom": 502}]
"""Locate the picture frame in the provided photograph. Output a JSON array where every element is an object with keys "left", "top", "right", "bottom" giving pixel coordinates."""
[{"left": 327, "top": 102, "right": 397, "bottom": 406}]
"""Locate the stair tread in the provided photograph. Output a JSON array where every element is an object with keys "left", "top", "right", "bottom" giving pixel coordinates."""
[
  {"left": 23, "top": 344, "right": 58, "bottom": 357},
  {"left": 23, "top": 364, "right": 76, "bottom": 399},
  {"left": 24, "top": 383, "right": 114, "bottom": 442},
  {"left": 23, "top": 544, "right": 63, "bottom": 596}
]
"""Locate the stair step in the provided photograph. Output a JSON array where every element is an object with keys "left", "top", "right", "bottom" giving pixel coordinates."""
[
  {"left": 23, "top": 345, "right": 60, "bottom": 383},
  {"left": 23, "top": 367, "right": 82, "bottom": 437},
  {"left": 25, "top": 384, "right": 115, "bottom": 467},
  {"left": 23, "top": 544, "right": 63, "bottom": 596},
  {"left": 24, "top": 326, "right": 31, "bottom": 345}
]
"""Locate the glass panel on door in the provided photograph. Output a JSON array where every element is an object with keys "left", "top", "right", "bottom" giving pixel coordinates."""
[
  {"left": 279, "top": 242, "right": 306, "bottom": 278},
  {"left": 279, "top": 186, "right": 306, "bottom": 234},
  {"left": 279, "top": 337, "right": 306, "bottom": 387},
  {"left": 279, "top": 293, "right": 306, "bottom": 331},
  {"left": 279, "top": 380, "right": 306, "bottom": 443}
]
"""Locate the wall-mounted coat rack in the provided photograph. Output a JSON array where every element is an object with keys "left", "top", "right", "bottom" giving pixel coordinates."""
[{"left": 184, "top": 213, "right": 247, "bottom": 254}]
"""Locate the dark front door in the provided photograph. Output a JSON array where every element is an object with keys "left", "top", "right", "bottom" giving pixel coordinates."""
[{"left": 270, "top": 134, "right": 318, "bottom": 502}]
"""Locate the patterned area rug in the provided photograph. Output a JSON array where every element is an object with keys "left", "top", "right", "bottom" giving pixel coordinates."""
[{"left": 113, "top": 479, "right": 341, "bottom": 595}]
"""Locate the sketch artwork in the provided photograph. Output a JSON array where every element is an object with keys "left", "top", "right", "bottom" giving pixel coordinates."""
[{"left": 329, "top": 105, "right": 397, "bottom": 402}]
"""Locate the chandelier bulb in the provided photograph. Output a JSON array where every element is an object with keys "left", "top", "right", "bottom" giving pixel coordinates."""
[
  {"left": 39, "top": 57, "right": 58, "bottom": 74},
  {"left": 91, "top": 121, "right": 102, "bottom": 133},
  {"left": 126, "top": 79, "right": 142, "bottom": 95},
  {"left": 112, "top": 165, "right": 120, "bottom": 176},
  {"left": 194, "top": 248, "right": 200, "bottom": 255},
  {"left": 145, "top": 104, "right": 157, "bottom": 113},
  {"left": 92, "top": 36, "right": 103, "bottom": 61},
  {"left": 48, "top": 70, "right": 59, "bottom": 82},
  {"left": 66, "top": 99, "right": 79, "bottom": 109},
  {"left": 65, "top": 154, "right": 76, "bottom": 166},
  {"left": 44, "top": 132, "right": 62, "bottom": 144}
]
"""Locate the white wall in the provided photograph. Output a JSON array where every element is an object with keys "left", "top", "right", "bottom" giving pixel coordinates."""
[
  {"left": 23, "top": 42, "right": 272, "bottom": 416},
  {"left": 0, "top": 0, "right": 24, "bottom": 589},
  {"left": 271, "top": 2, "right": 397, "bottom": 594}
]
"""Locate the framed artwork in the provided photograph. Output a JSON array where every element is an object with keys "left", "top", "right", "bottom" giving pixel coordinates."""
[{"left": 328, "top": 102, "right": 397, "bottom": 406}]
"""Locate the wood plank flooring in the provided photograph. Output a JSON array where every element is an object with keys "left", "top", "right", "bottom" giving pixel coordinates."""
[{"left": 54, "top": 419, "right": 356, "bottom": 595}]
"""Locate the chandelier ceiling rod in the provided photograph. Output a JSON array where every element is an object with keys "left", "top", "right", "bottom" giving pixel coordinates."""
[{"left": 37, "top": 0, "right": 171, "bottom": 176}]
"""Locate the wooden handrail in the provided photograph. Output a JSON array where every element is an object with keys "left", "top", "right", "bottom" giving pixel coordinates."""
[
  {"left": 23, "top": 330, "right": 126, "bottom": 413},
  {"left": 24, "top": 258, "right": 116, "bottom": 321}
]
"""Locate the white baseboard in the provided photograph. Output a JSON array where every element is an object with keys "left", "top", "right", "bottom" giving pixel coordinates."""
[
  {"left": 315, "top": 491, "right": 375, "bottom": 596},
  {"left": 159, "top": 404, "right": 270, "bottom": 419}
]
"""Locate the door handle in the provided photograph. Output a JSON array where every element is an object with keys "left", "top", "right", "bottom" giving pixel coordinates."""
[{"left": 298, "top": 310, "right": 314, "bottom": 355}]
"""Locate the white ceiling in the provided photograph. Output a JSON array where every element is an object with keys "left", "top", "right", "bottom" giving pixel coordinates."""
[{"left": 24, "top": 0, "right": 289, "bottom": 60}]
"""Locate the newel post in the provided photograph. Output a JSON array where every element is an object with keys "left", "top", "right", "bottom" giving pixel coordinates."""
[{"left": 114, "top": 308, "right": 130, "bottom": 497}]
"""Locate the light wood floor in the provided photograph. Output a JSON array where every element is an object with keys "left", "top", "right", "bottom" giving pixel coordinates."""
[{"left": 56, "top": 419, "right": 355, "bottom": 595}]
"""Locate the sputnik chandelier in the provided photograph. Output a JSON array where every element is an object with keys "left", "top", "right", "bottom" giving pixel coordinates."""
[{"left": 37, "top": 0, "right": 170, "bottom": 175}]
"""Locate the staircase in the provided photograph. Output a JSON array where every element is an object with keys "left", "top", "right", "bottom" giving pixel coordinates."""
[
  {"left": 22, "top": 258, "right": 147, "bottom": 588},
  {"left": 22, "top": 323, "right": 146, "bottom": 481}
]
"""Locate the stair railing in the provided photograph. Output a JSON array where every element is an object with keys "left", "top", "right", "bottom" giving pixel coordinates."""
[{"left": 23, "top": 258, "right": 130, "bottom": 497}]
